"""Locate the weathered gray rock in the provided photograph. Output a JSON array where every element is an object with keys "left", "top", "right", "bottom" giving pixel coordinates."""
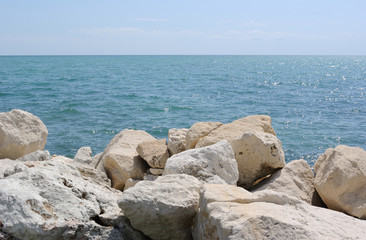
[
  {"left": 185, "top": 122, "right": 222, "bottom": 150},
  {"left": 252, "top": 159, "right": 317, "bottom": 204},
  {"left": 230, "top": 131, "right": 285, "bottom": 189},
  {"left": 136, "top": 139, "right": 169, "bottom": 168},
  {"left": 74, "top": 146, "right": 92, "bottom": 165},
  {"left": 0, "top": 158, "right": 27, "bottom": 179},
  {"left": 168, "top": 128, "right": 188, "bottom": 155},
  {"left": 0, "top": 160, "right": 148, "bottom": 240},
  {"left": 193, "top": 184, "right": 366, "bottom": 240},
  {"left": 0, "top": 109, "right": 48, "bottom": 159},
  {"left": 314, "top": 145, "right": 366, "bottom": 219},
  {"left": 118, "top": 174, "right": 202, "bottom": 240},
  {"left": 98, "top": 129, "right": 155, "bottom": 190},
  {"left": 195, "top": 115, "right": 276, "bottom": 148},
  {"left": 16, "top": 150, "right": 51, "bottom": 162},
  {"left": 164, "top": 140, "right": 239, "bottom": 185}
]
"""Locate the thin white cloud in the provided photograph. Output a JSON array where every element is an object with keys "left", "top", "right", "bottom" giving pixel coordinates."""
[{"left": 132, "top": 18, "right": 171, "bottom": 22}]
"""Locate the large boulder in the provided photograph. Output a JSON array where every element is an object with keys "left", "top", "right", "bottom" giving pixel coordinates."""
[
  {"left": 167, "top": 128, "right": 188, "bottom": 155},
  {"left": 314, "top": 145, "right": 366, "bottom": 219},
  {"left": 118, "top": 174, "right": 202, "bottom": 240},
  {"left": 136, "top": 139, "right": 169, "bottom": 168},
  {"left": 230, "top": 131, "right": 285, "bottom": 189},
  {"left": 98, "top": 129, "right": 156, "bottom": 190},
  {"left": 252, "top": 159, "right": 317, "bottom": 205},
  {"left": 195, "top": 115, "right": 276, "bottom": 148},
  {"left": 0, "top": 159, "right": 148, "bottom": 240},
  {"left": 185, "top": 122, "right": 222, "bottom": 150},
  {"left": 163, "top": 140, "right": 239, "bottom": 185},
  {"left": 0, "top": 109, "right": 48, "bottom": 159},
  {"left": 193, "top": 184, "right": 366, "bottom": 240}
]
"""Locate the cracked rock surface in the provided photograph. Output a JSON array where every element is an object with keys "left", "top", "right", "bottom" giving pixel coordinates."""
[{"left": 0, "top": 159, "right": 148, "bottom": 240}]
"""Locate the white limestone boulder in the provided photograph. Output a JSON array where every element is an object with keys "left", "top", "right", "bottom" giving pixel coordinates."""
[
  {"left": 118, "top": 174, "right": 202, "bottom": 240},
  {"left": 164, "top": 140, "right": 239, "bottom": 185},
  {"left": 136, "top": 139, "right": 169, "bottom": 168},
  {"left": 98, "top": 129, "right": 156, "bottom": 190},
  {"left": 74, "top": 146, "right": 92, "bottom": 165},
  {"left": 252, "top": 159, "right": 317, "bottom": 204},
  {"left": 230, "top": 131, "right": 285, "bottom": 189},
  {"left": 0, "top": 109, "right": 48, "bottom": 159},
  {"left": 195, "top": 115, "right": 276, "bottom": 148},
  {"left": 185, "top": 122, "right": 222, "bottom": 150},
  {"left": 167, "top": 128, "right": 188, "bottom": 155},
  {"left": 314, "top": 145, "right": 366, "bottom": 219},
  {"left": 193, "top": 184, "right": 366, "bottom": 240},
  {"left": 0, "top": 160, "right": 148, "bottom": 240}
]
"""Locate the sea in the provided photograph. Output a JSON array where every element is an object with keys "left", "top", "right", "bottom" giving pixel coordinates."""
[{"left": 0, "top": 55, "right": 365, "bottom": 166}]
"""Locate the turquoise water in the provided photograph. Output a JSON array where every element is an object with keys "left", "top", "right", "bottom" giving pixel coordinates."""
[{"left": 0, "top": 55, "right": 365, "bottom": 165}]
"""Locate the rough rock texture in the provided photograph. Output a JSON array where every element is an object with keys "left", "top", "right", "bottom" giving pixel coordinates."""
[
  {"left": 195, "top": 115, "right": 276, "bottom": 148},
  {"left": 193, "top": 184, "right": 366, "bottom": 240},
  {"left": 0, "top": 158, "right": 26, "bottom": 179},
  {"left": 252, "top": 159, "right": 317, "bottom": 205},
  {"left": 124, "top": 178, "right": 141, "bottom": 191},
  {"left": 0, "top": 160, "right": 148, "bottom": 240},
  {"left": 52, "top": 155, "right": 111, "bottom": 188},
  {"left": 74, "top": 146, "right": 92, "bottom": 164},
  {"left": 164, "top": 140, "right": 239, "bottom": 185},
  {"left": 185, "top": 122, "right": 222, "bottom": 150},
  {"left": 167, "top": 128, "right": 188, "bottom": 155},
  {"left": 136, "top": 139, "right": 169, "bottom": 168},
  {"left": 16, "top": 150, "right": 51, "bottom": 162},
  {"left": 0, "top": 109, "right": 48, "bottom": 159},
  {"left": 230, "top": 131, "right": 285, "bottom": 189},
  {"left": 98, "top": 129, "right": 155, "bottom": 190},
  {"left": 118, "top": 174, "right": 202, "bottom": 240},
  {"left": 149, "top": 168, "right": 164, "bottom": 176},
  {"left": 314, "top": 145, "right": 366, "bottom": 219}
]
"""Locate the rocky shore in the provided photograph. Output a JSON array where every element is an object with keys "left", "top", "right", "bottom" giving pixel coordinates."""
[{"left": 0, "top": 109, "right": 365, "bottom": 240}]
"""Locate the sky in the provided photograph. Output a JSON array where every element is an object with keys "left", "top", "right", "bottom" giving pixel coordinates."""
[{"left": 0, "top": 0, "right": 365, "bottom": 55}]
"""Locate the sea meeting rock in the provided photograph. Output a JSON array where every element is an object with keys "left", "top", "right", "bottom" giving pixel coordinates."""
[
  {"left": 167, "top": 128, "right": 188, "bottom": 155},
  {"left": 163, "top": 140, "right": 239, "bottom": 185},
  {"left": 195, "top": 115, "right": 276, "bottom": 149},
  {"left": 0, "top": 109, "right": 48, "bottom": 160},
  {"left": 118, "top": 174, "right": 202, "bottom": 240},
  {"left": 0, "top": 159, "right": 148, "bottom": 240},
  {"left": 230, "top": 131, "right": 285, "bottom": 189},
  {"left": 185, "top": 121, "right": 223, "bottom": 150},
  {"left": 136, "top": 139, "right": 169, "bottom": 169},
  {"left": 252, "top": 159, "right": 317, "bottom": 205},
  {"left": 98, "top": 129, "right": 156, "bottom": 190},
  {"left": 193, "top": 184, "right": 366, "bottom": 240},
  {"left": 314, "top": 145, "right": 366, "bottom": 219}
]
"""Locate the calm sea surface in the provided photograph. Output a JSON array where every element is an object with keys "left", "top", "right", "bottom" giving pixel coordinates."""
[{"left": 0, "top": 56, "right": 365, "bottom": 165}]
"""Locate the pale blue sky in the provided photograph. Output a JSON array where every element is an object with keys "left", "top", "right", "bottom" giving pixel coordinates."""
[{"left": 1, "top": 0, "right": 365, "bottom": 55}]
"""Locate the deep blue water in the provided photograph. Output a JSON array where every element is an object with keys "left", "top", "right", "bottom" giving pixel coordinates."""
[{"left": 0, "top": 55, "right": 365, "bottom": 165}]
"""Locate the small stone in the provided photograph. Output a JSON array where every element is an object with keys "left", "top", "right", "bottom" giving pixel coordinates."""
[
  {"left": 168, "top": 128, "right": 188, "bottom": 155},
  {"left": 137, "top": 139, "right": 169, "bottom": 168}
]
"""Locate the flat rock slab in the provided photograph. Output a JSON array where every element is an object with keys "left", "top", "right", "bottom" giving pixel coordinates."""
[{"left": 193, "top": 184, "right": 366, "bottom": 240}]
